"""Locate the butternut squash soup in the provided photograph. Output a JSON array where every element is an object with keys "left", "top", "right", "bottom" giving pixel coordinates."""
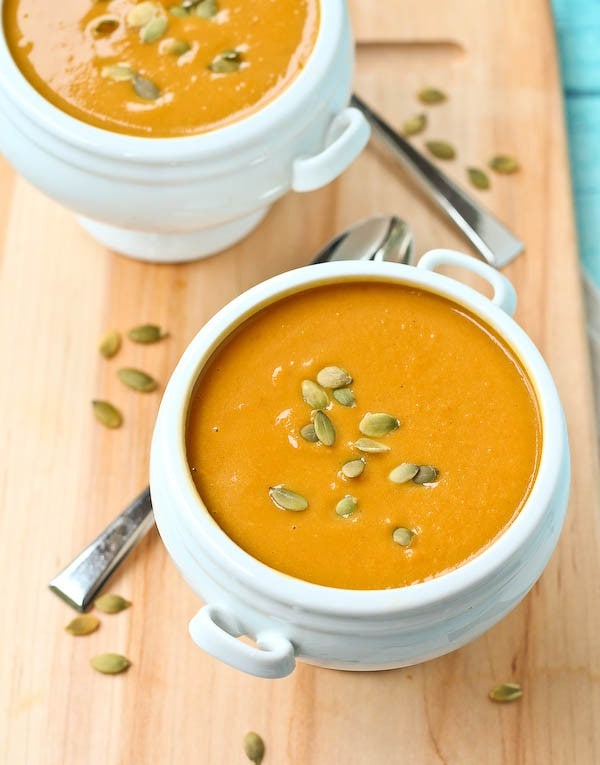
[
  {"left": 186, "top": 282, "right": 541, "bottom": 590},
  {"left": 3, "top": 0, "right": 318, "bottom": 136}
]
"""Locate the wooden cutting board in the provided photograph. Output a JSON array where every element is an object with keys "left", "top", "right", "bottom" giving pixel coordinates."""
[{"left": 2, "top": 0, "right": 599, "bottom": 762}]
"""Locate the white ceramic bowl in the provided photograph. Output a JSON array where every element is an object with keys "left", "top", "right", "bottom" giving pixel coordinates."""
[
  {"left": 0, "top": 0, "right": 369, "bottom": 262},
  {"left": 150, "top": 250, "right": 570, "bottom": 678}
]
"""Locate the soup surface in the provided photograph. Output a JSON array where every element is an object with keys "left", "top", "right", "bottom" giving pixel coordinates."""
[
  {"left": 186, "top": 281, "right": 541, "bottom": 590},
  {"left": 3, "top": 0, "right": 318, "bottom": 137}
]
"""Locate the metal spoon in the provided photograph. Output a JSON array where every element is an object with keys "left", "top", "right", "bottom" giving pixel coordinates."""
[{"left": 48, "top": 214, "right": 414, "bottom": 611}]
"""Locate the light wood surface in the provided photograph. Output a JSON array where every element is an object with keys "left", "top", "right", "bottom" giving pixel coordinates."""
[{"left": 2, "top": 1, "right": 600, "bottom": 763}]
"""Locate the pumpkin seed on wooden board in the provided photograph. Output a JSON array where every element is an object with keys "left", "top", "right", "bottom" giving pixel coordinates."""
[
  {"left": 426, "top": 140, "right": 456, "bottom": 160},
  {"left": 90, "top": 653, "right": 131, "bottom": 674},
  {"left": 417, "top": 87, "right": 447, "bottom": 104},
  {"left": 92, "top": 400, "right": 123, "bottom": 428},
  {"left": 98, "top": 329, "right": 121, "bottom": 358},
  {"left": 489, "top": 155, "right": 520, "bottom": 174},
  {"left": 117, "top": 367, "right": 158, "bottom": 392},
  {"left": 65, "top": 614, "right": 100, "bottom": 636},
  {"left": 488, "top": 682, "right": 523, "bottom": 702},
  {"left": 402, "top": 113, "right": 427, "bottom": 136},
  {"left": 94, "top": 593, "right": 131, "bottom": 614},
  {"left": 467, "top": 167, "right": 491, "bottom": 190},
  {"left": 128, "top": 324, "right": 168, "bottom": 343},
  {"left": 243, "top": 731, "right": 265, "bottom": 764}
]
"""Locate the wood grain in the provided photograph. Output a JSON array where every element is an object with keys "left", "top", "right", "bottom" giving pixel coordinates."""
[{"left": 2, "top": 1, "right": 600, "bottom": 763}]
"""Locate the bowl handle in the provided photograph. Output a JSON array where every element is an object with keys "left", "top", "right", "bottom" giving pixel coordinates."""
[
  {"left": 291, "top": 107, "right": 370, "bottom": 193},
  {"left": 188, "top": 604, "right": 296, "bottom": 679},
  {"left": 417, "top": 249, "right": 517, "bottom": 316}
]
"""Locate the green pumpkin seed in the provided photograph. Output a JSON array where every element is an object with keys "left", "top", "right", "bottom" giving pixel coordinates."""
[
  {"left": 488, "top": 683, "right": 522, "bottom": 702},
  {"left": 489, "top": 155, "right": 520, "bottom": 174},
  {"left": 92, "top": 400, "right": 123, "bottom": 429},
  {"left": 392, "top": 527, "right": 415, "bottom": 547},
  {"left": 102, "top": 65, "right": 137, "bottom": 82},
  {"left": 341, "top": 458, "right": 365, "bottom": 478},
  {"left": 353, "top": 437, "right": 390, "bottom": 454},
  {"left": 313, "top": 410, "right": 336, "bottom": 446},
  {"left": 92, "top": 17, "right": 119, "bottom": 36},
  {"left": 335, "top": 495, "right": 358, "bottom": 517},
  {"left": 127, "top": 1, "right": 157, "bottom": 27},
  {"left": 299, "top": 423, "right": 318, "bottom": 443},
  {"left": 128, "top": 324, "right": 167, "bottom": 343},
  {"left": 193, "top": 0, "right": 218, "bottom": 17},
  {"left": 333, "top": 387, "right": 355, "bottom": 407},
  {"left": 209, "top": 50, "right": 242, "bottom": 73},
  {"left": 359, "top": 412, "right": 400, "bottom": 437},
  {"left": 90, "top": 653, "right": 131, "bottom": 674},
  {"left": 388, "top": 463, "right": 419, "bottom": 484},
  {"left": 141, "top": 16, "right": 168, "bottom": 43},
  {"left": 413, "top": 465, "right": 439, "bottom": 484},
  {"left": 402, "top": 113, "right": 427, "bottom": 136},
  {"left": 417, "top": 87, "right": 447, "bottom": 104},
  {"left": 165, "top": 39, "right": 190, "bottom": 56},
  {"left": 65, "top": 614, "right": 100, "bottom": 636},
  {"left": 269, "top": 485, "right": 308, "bottom": 512},
  {"left": 117, "top": 367, "right": 158, "bottom": 392},
  {"left": 244, "top": 731, "right": 265, "bottom": 765},
  {"left": 301, "top": 380, "right": 328, "bottom": 410},
  {"left": 426, "top": 141, "right": 456, "bottom": 160},
  {"left": 169, "top": 5, "right": 189, "bottom": 16},
  {"left": 316, "top": 366, "right": 352, "bottom": 389},
  {"left": 467, "top": 167, "right": 490, "bottom": 190},
  {"left": 94, "top": 593, "right": 131, "bottom": 614},
  {"left": 99, "top": 329, "right": 121, "bottom": 358},
  {"left": 133, "top": 74, "right": 161, "bottom": 100}
]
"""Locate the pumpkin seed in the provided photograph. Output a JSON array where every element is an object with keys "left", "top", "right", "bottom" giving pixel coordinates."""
[
  {"left": 316, "top": 366, "right": 352, "bottom": 389},
  {"left": 127, "top": 1, "right": 157, "bottom": 27},
  {"left": 388, "top": 463, "right": 419, "bottom": 484},
  {"left": 299, "top": 423, "right": 318, "bottom": 443},
  {"left": 133, "top": 74, "right": 161, "bottom": 100},
  {"left": 335, "top": 495, "right": 358, "bottom": 517},
  {"left": 128, "top": 324, "right": 167, "bottom": 343},
  {"left": 90, "top": 653, "right": 131, "bottom": 674},
  {"left": 92, "top": 17, "right": 119, "bottom": 36},
  {"left": 193, "top": 0, "right": 218, "bottom": 17},
  {"left": 99, "top": 329, "right": 121, "bottom": 358},
  {"left": 92, "top": 400, "right": 123, "bottom": 429},
  {"left": 353, "top": 437, "right": 390, "bottom": 454},
  {"left": 169, "top": 5, "right": 189, "bottom": 16},
  {"left": 417, "top": 87, "right": 447, "bottom": 104},
  {"left": 94, "top": 593, "right": 131, "bottom": 614},
  {"left": 117, "top": 367, "right": 158, "bottom": 392},
  {"left": 333, "top": 387, "right": 355, "bottom": 407},
  {"left": 268, "top": 485, "right": 308, "bottom": 512},
  {"left": 488, "top": 683, "right": 522, "bottom": 702},
  {"left": 392, "top": 527, "right": 415, "bottom": 547},
  {"left": 413, "top": 465, "right": 439, "bottom": 484},
  {"left": 489, "top": 155, "right": 520, "bottom": 174},
  {"left": 141, "top": 16, "right": 168, "bottom": 43},
  {"left": 209, "top": 50, "right": 242, "bottom": 73},
  {"left": 426, "top": 141, "right": 456, "bottom": 160},
  {"left": 359, "top": 412, "right": 400, "bottom": 438},
  {"left": 102, "top": 65, "right": 137, "bottom": 82},
  {"left": 65, "top": 614, "right": 100, "bottom": 636},
  {"left": 301, "top": 379, "right": 328, "bottom": 410},
  {"left": 467, "top": 167, "right": 490, "bottom": 190},
  {"left": 165, "top": 39, "right": 190, "bottom": 56},
  {"left": 341, "top": 458, "right": 365, "bottom": 478},
  {"left": 313, "top": 410, "right": 336, "bottom": 446},
  {"left": 244, "top": 731, "right": 265, "bottom": 765},
  {"left": 402, "top": 113, "right": 427, "bottom": 136}
]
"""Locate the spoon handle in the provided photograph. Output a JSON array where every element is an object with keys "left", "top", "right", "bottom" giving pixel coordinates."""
[
  {"left": 351, "top": 93, "right": 524, "bottom": 269},
  {"left": 48, "top": 487, "right": 154, "bottom": 611}
]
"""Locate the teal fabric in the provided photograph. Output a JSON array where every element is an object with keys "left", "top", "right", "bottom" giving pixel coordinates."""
[{"left": 553, "top": 0, "right": 600, "bottom": 284}]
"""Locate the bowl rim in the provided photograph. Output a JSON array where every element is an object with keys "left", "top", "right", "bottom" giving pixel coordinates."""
[
  {"left": 150, "top": 259, "right": 568, "bottom": 617},
  {"left": 0, "top": 0, "right": 339, "bottom": 160}
]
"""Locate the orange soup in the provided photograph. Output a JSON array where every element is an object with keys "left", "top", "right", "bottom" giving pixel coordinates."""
[
  {"left": 3, "top": 0, "right": 318, "bottom": 137},
  {"left": 186, "top": 282, "right": 541, "bottom": 590}
]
